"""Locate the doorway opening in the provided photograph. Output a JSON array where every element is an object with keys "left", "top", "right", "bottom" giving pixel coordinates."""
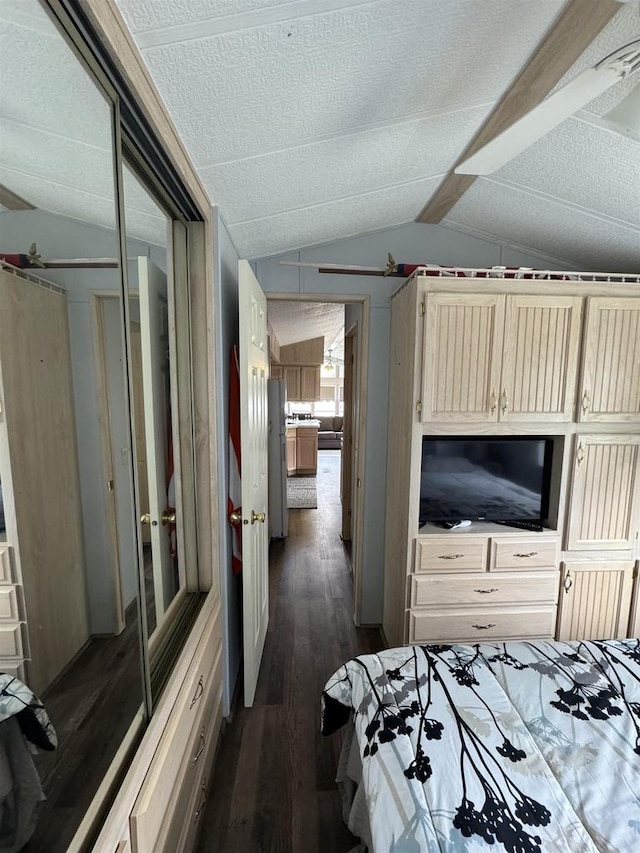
[{"left": 265, "top": 295, "right": 368, "bottom": 623}]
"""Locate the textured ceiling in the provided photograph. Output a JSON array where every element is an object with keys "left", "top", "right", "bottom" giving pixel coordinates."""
[
  {"left": 0, "top": 0, "right": 167, "bottom": 248},
  {"left": 267, "top": 300, "right": 345, "bottom": 360},
  {"left": 115, "top": 0, "right": 640, "bottom": 271}
]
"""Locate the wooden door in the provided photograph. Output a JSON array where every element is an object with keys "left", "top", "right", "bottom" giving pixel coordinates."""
[
  {"left": 341, "top": 327, "right": 355, "bottom": 542},
  {"left": 283, "top": 366, "right": 300, "bottom": 401},
  {"left": 300, "top": 365, "right": 320, "bottom": 400},
  {"left": 580, "top": 297, "right": 640, "bottom": 422},
  {"left": 500, "top": 295, "right": 582, "bottom": 422},
  {"left": 138, "top": 257, "right": 174, "bottom": 622},
  {"left": 238, "top": 260, "right": 269, "bottom": 707},
  {"left": 422, "top": 293, "right": 505, "bottom": 422},
  {"left": 566, "top": 435, "right": 640, "bottom": 550},
  {"left": 557, "top": 561, "right": 634, "bottom": 640}
]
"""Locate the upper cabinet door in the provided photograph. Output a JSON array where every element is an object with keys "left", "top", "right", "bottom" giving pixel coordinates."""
[
  {"left": 300, "top": 366, "right": 320, "bottom": 401},
  {"left": 566, "top": 435, "right": 640, "bottom": 551},
  {"left": 500, "top": 295, "right": 582, "bottom": 422},
  {"left": 580, "top": 297, "right": 640, "bottom": 422},
  {"left": 283, "top": 366, "right": 300, "bottom": 401},
  {"left": 422, "top": 294, "right": 505, "bottom": 422}
]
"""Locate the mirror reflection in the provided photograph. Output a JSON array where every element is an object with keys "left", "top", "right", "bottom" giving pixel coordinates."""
[{"left": 0, "top": 1, "right": 147, "bottom": 849}]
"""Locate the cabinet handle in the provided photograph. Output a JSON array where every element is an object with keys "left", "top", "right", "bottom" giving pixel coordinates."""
[
  {"left": 193, "top": 781, "right": 207, "bottom": 823},
  {"left": 501, "top": 389, "right": 508, "bottom": 414},
  {"left": 576, "top": 442, "right": 585, "bottom": 466},
  {"left": 192, "top": 728, "right": 206, "bottom": 765},
  {"left": 438, "top": 553, "right": 464, "bottom": 560},
  {"left": 581, "top": 390, "right": 590, "bottom": 414},
  {"left": 474, "top": 588, "right": 498, "bottom": 594},
  {"left": 490, "top": 390, "right": 497, "bottom": 414},
  {"left": 513, "top": 551, "right": 538, "bottom": 558},
  {"left": 190, "top": 675, "right": 204, "bottom": 709},
  {"left": 564, "top": 572, "right": 573, "bottom": 593},
  {"left": 472, "top": 623, "right": 496, "bottom": 630}
]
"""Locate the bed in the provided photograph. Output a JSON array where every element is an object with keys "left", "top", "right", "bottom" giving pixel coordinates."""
[{"left": 322, "top": 640, "right": 640, "bottom": 852}]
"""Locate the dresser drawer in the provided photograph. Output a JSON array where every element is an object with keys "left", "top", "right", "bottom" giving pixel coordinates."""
[
  {"left": 410, "top": 571, "right": 558, "bottom": 608},
  {"left": 414, "top": 537, "right": 487, "bottom": 573},
  {"left": 160, "top": 644, "right": 222, "bottom": 853},
  {"left": 0, "top": 546, "right": 14, "bottom": 584},
  {"left": 0, "top": 586, "right": 21, "bottom": 621},
  {"left": 130, "top": 613, "right": 221, "bottom": 853},
  {"left": 0, "top": 622, "right": 25, "bottom": 658},
  {"left": 409, "top": 605, "right": 557, "bottom": 644},
  {"left": 490, "top": 537, "right": 558, "bottom": 570}
]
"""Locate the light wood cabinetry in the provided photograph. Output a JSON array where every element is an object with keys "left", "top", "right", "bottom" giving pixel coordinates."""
[
  {"left": 286, "top": 428, "right": 297, "bottom": 475},
  {"left": 422, "top": 293, "right": 581, "bottom": 423},
  {"left": 273, "top": 364, "right": 321, "bottom": 401},
  {"left": 295, "top": 427, "right": 318, "bottom": 474},
  {"left": 566, "top": 435, "right": 640, "bottom": 551},
  {"left": 579, "top": 297, "right": 640, "bottom": 422},
  {"left": 407, "top": 530, "right": 559, "bottom": 644},
  {"left": 557, "top": 561, "right": 635, "bottom": 641},
  {"left": 383, "top": 273, "right": 639, "bottom": 650}
]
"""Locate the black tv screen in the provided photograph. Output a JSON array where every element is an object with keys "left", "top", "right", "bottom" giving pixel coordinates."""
[{"left": 419, "top": 437, "right": 552, "bottom": 527}]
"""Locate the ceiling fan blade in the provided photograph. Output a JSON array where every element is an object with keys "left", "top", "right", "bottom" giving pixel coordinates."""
[{"left": 455, "top": 64, "right": 623, "bottom": 175}]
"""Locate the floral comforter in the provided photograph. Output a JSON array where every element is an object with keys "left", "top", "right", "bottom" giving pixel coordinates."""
[{"left": 322, "top": 640, "right": 640, "bottom": 852}]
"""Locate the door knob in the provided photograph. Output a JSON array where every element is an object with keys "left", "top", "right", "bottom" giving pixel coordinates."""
[
  {"left": 251, "top": 510, "right": 266, "bottom": 524},
  {"left": 161, "top": 510, "right": 176, "bottom": 525},
  {"left": 140, "top": 513, "right": 151, "bottom": 525},
  {"left": 230, "top": 511, "right": 243, "bottom": 525}
]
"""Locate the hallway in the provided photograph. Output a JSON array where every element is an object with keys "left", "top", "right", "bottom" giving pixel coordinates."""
[{"left": 197, "top": 450, "right": 383, "bottom": 852}]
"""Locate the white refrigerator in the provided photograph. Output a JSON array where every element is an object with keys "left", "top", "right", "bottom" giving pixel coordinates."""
[{"left": 267, "top": 378, "right": 288, "bottom": 538}]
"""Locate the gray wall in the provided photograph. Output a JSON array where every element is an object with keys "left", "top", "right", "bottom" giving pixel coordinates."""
[
  {"left": 255, "top": 220, "right": 570, "bottom": 623},
  {"left": 0, "top": 208, "right": 165, "bottom": 634},
  {"left": 212, "top": 208, "right": 242, "bottom": 715}
]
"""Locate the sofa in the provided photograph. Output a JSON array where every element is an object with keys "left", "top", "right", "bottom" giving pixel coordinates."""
[{"left": 317, "top": 416, "right": 343, "bottom": 450}]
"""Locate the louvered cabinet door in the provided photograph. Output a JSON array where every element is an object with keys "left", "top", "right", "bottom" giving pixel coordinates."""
[
  {"left": 579, "top": 297, "right": 640, "bottom": 422},
  {"left": 500, "top": 295, "right": 582, "bottom": 422},
  {"left": 566, "top": 435, "right": 640, "bottom": 550},
  {"left": 557, "top": 561, "right": 634, "bottom": 641},
  {"left": 422, "top": 294, "right": 505, "bottom": 422}
]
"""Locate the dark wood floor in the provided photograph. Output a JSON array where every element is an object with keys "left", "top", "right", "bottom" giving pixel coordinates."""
[{"left": 196, "top": 450, "right": 383, "bottom": 852}]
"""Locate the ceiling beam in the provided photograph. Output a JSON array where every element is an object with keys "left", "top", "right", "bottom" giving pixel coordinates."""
[{"left": 417, "top": 0, "right": 622, "bottom": 224}]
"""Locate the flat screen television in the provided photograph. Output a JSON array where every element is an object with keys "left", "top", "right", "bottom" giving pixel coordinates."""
[{"left": 419, "top": 437, "right": 553, "bottom": 528}]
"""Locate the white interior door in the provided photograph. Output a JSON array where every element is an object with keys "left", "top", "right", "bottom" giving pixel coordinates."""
[
  {"left": 138, "top": 257, "right": 174, "bottom": 624},
  {"left": 238, "top": 260, "right": 269, "bottom": 707}
]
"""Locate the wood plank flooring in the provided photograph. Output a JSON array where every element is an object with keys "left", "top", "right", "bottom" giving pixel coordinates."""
[{"left": 196, "top": 450, "right": 384, "bottom": 852}]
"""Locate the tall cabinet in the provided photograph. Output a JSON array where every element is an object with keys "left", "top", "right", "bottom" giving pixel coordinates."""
[{"left": 383, "top": 273, "right": 640, "bottom": 650}]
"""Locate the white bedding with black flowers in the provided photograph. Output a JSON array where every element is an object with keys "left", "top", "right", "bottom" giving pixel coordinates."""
[{"left": 321, "top": 640, "right": 640, "bottom": 852}]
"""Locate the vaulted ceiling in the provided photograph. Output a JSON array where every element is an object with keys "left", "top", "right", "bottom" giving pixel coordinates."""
[{"left": 115, "top": 0, "right": 640, "bottom": 271}]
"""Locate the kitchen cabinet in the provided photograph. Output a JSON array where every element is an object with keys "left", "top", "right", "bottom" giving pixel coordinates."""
[
  {"left": 270, "top": 364, "right": 321, "bottom": 401},
  {"left": 286, "top": 428, "right": 297, "bottom": 475}
]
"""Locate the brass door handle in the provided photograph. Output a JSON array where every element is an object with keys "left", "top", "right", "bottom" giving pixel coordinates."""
[
  {"left": 140, "top": 513, "right": 151, "bottom": 525},
  {"left": 251, "top": 510, "right": 266, "bottom": 524},
  {"left": 161, "top": 510, "right": 176, "bottom": 525},
  {"left": 230, "top": 511, "right": 243, "bottom": 525}
]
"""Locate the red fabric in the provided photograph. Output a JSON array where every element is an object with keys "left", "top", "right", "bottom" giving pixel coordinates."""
[
  {"left": 0, "top": 253, "right": 32, "bottom": 268},
  {"left": 228, "top": 345, "right": 242, "bottom": 575}
]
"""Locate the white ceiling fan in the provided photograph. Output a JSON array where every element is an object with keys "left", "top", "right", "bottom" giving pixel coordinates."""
[{"left": 455, "top": 36, "right": 640, "bottom": 176}]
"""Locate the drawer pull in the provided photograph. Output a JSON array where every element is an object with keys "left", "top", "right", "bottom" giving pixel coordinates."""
[
  {"left": 190, "top": 676, "right": 204, "bottom": 709},
  {"left": 193, "top": 728, "right": 206, "bottom": 765},
  {"left": 564, "top": 572, "right": 573, "bottom": 593},
  {"left": 474, "top": 587, "right": 498, "bottom": 594},
  {"left": 513, "top": 551, "right": 538, "bottom": 558},
  {"left": 438, "top": 553, "right": 464, "bottom": 560},
  {"left": 193, "top": 782, "right": 207, "bottom": 824},
  {"left": 472, "top": 623, "right": 496, "bottom": 630}
]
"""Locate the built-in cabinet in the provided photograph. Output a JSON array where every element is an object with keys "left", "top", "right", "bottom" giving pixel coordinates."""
[
  {"left": 384, "top": 275, "right": 640, "bottom": 650},
  {"left": 422, "top": 293, "right": 582, "bottom": 423}
]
